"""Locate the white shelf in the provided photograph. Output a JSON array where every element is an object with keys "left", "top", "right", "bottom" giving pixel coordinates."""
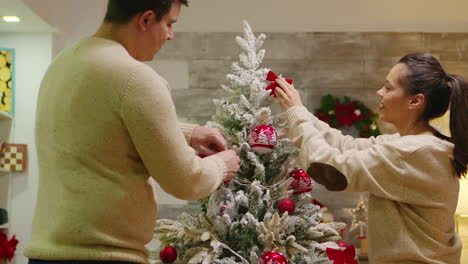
[
  {"left": 0, "top": 111, "right": 12, "bottom": 121},
  {"left": 0, "top": 168, "right": 9, "bottom": 173},
  {"left": 0, "top": 223, "right": 8, "bottom": 229}
]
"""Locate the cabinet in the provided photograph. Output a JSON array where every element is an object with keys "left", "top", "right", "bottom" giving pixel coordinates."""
[{"left": 0, "top": 111, "right": 13, "bottom": 231}]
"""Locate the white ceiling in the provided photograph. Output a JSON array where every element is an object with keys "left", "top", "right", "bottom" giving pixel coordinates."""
[
  {"left": 0, "top": 0, "right": 54, "bottom": 33},
  {"left": 4, "top": 0, "right": 468, "bottom": 34}
]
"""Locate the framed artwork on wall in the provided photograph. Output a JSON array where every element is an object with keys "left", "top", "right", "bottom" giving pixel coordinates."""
[{"left": 0, "top": 48, "right": 14, "bottom": 115}]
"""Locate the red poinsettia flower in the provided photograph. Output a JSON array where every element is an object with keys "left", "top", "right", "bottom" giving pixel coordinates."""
[
  {"left": 315, "top": 112, "right": 330, "bottom": 123},
  {"left": 335, "top": 102, "right": 359, "bottom": 126},
  {"left": 0, "top": 246, "right": 6, "bottom": 261},
  {"left": 0, "top": 232, "right": 18, "bottom": 261}
]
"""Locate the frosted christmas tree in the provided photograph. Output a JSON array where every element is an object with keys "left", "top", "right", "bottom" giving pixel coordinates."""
[{"left": 152, "top": 21, "right": 351, "bottom": 264}]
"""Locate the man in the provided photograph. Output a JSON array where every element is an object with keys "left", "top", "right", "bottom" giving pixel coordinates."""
[{"left": 24, "top": 1, "right": 240, "bottom": 264}]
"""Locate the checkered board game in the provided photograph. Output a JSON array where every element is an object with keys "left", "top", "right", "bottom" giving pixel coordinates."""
[{"left": 0, "top": 144, "right": 27, "bottom": 171}]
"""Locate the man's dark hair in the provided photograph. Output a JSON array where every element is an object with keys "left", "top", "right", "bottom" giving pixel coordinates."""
[{"left": 104, "top": 0, "right": 189, "bottom": 23}]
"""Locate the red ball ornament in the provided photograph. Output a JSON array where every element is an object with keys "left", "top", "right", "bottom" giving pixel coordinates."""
[
  {"left": 288, "top": 168, "right": 313, "bottom": 194},
  {"left": 258, "top": 251, "right": 288, "bottom": 264},
  {"left": 159, "top": 246, "right": 177, "bottom": 263},
  {"left": 278, "top": 198, "right": 295, "bottom": 215},
  {"left": 249, "top": 124, "right": 277, "bottom": 153}
]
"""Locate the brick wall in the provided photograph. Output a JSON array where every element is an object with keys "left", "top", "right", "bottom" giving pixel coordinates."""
[{"left": 150, "top": 32, "right": 468, "bottom": 246}]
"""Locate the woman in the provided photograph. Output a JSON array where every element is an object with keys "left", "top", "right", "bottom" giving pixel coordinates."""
[{"left": 274, "top": 53, "right": 467, "bottom": 263}]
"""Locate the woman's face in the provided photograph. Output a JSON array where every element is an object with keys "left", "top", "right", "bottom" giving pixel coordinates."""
[{"left": 376, "top": 63, "right": 412, "bottom": 125}]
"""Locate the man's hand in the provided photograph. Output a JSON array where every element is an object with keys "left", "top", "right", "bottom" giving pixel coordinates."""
[
  {"left": 214, "top": 150, "right": 240, "bottom": 183},
  {"left": 191, "top": 127, "right": 227, "bottom": 156}
]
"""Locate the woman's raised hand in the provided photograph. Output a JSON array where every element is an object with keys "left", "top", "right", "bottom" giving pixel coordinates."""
[{"left": 274, "top": 78, "right": 304, "bottom": 111}]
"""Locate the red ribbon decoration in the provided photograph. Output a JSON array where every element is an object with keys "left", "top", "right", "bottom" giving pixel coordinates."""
[
  {"left": 265, "top": 71, "right": 293, "bottom": 97},
  {"left": 326, "top": 245, "right": 358, "bottom": 264}
]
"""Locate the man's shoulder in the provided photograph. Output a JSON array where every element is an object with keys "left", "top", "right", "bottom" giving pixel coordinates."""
[
  {"left": 52, "top": 37, "right": 139, "bottom": 69},
  {"left": 128, "top": 63, "right": 170, "bottom": 90}
]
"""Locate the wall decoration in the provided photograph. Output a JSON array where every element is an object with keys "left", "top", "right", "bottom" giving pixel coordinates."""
[
  {"left": 315, "top": 94, "right": 380, "bottom": 138},
  {"left": 345, "top": 194, "right": 369, "bottom": 254},
  {"left": 0, "top": 48, "right": 14, "bottom": 115},
  {"left": 0, "top": 144, "right": 27, "bottom": 171},
  {"left": 346, "top": 194, "right": 368, "bottom": 235}
]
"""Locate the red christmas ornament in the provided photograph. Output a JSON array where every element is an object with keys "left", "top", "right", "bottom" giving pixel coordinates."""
[
  {"left": 278, "top": 198, "right": 295, "bottom": 215},
  {"left": 288, "top": 168, "right": 313, "bottom": 194},
  {"left": 258, "top": 250, "right": 288, "bottom": 264},
  {"left": 249, "top": 124, "right": 277, "bottom": 153},
  {"left": 159, "top": 246, "right": 177, "bottom": 263}
]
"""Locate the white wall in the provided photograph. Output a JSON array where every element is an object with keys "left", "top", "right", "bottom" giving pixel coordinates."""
[
  {"left": 0, "top": 32, "right": 53, "bottom": 264},
  {"left": 22, "top": 0, "right": 106, "bottom": 57}
]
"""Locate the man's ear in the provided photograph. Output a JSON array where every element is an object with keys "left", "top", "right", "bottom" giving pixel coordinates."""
[
  {"left": 409, "top": 93, "right": 425, "bottom": 110},
  {"left": 137, "top": 10, "right": 155, "bottom": 31}
]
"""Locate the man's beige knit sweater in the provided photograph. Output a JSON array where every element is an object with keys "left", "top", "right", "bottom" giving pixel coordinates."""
[
  {"left": 285, "top": 106, "right": 461, "bottom": 264},
  {"left": 24, "top": 37, "right": 226, "bottom": 264}
]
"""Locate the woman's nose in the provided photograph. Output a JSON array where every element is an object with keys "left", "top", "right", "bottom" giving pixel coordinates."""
[{"left": 376, "top": 88, "right": 384, "bottom": 96}]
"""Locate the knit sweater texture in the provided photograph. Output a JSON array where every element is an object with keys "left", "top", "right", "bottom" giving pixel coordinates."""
[
  {"left": 286, "top": 106, "right": 461, "bottom": 264},
  {"left": 24, "top": 37, "right": 226, "bottom": 264}
]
